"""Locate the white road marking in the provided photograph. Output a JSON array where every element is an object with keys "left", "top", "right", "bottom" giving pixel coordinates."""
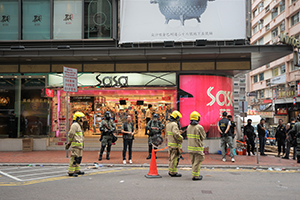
[
  {"left": 16, "top": 170, "right": 67, "bottom": 178},
  {"left": 8, "top": 166, "right": 66, "bottom": 174},
  {"left": 0, "top": 170, "right": 22, "bottom": 181}
]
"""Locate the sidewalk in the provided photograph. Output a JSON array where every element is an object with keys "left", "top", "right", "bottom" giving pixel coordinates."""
[{"left": 0, "top": 151, "right": 299, "bottom": 169}]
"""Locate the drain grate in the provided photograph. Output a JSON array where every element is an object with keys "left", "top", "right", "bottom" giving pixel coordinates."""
[{"left": 201, "top": 190, "right": 212, "bottom": 194}]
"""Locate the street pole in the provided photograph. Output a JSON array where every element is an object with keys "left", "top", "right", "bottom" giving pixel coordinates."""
[
  {"left": 66, "top": 91, "right": 69, "bottom": 158},
  {"left": 242, "top": 101, "right": 245, "bottom": 142},
  {"left": 256, "top": 137, "right": 259, "bottom": 164}
]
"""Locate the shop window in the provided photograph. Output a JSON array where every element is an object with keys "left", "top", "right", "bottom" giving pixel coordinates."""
[
  {"left": 84, "top": 0, "right": 112, "bottom": 39},
  {"left": 22, "top": 0, "right": 50, "bottom": 40},
  {"left": 279, "top": 1, "right": 285, "bottom": 13},
  {"left": 53, "top": 0, "right": 82, "bottom": 39},
  {"left": 253, "top": 75, "right": 258, "bottom": 83},
  {"left": 271, "top": 7, "right": 278, "bottom": 19},
  {"left": 291, "top": 12, "right": 299, "bottom": 26},
  {"left": 259, "top": 73, "right": 264, "bottom": 81},
  {"left": 0, "top": 0, "right": 18, "bottom": 40},
  {"left": 280, "top": 64, "right": 286, "bottom": 74},
  {"left": 272, "top": 27, "right": 278, "bottom": 38}
]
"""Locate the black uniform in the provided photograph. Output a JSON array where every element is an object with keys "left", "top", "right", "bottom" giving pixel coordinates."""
[
  {"left": 244, "top": 124, "right": 255, "bottom": 155},
  {"left": 284, "top": 123, "right": 296, "bottom": 159},
  {"left": 275, "top": 124, "right": 286, "bottom": 156}
]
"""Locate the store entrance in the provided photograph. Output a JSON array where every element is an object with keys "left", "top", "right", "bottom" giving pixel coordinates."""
[{"left": 56, "top": 87, "right": 176, "bottom": 138}]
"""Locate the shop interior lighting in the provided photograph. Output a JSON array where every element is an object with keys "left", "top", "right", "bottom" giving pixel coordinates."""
[
  {"left": 57, "top": 45, "right": 70, "bottom": 49},
  {"left": 164, "top": 41, "right": 174, "bottom": 47},
  {"left": 196, "top": 39, "right": 207, "bottom": 46},
  {"left": 10, "top": 46, "right": 25, "bottom": 50}
]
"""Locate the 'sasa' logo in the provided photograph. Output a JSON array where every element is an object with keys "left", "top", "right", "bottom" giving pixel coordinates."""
[{"left": 206, "top": 87, "right": 233, "bottom": 106}]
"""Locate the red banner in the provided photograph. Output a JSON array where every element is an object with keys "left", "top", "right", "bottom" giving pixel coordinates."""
[
  {"left": 179, "top": 75, "right": 233, "bottom": 138},
  {"left": 263, "top": 99, "right": 272, "bottom": 103},
  {"left": 276, "top": 108, "right": 288, "bottom": 115}
]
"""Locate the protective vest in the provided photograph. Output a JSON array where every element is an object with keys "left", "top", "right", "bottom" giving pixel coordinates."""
[
  {"left": 123, "top": 122, "right": 134, "bottom": 139},
  {"left": 166, "top": 121, "right": 183, "bottom": 149},
  {"left": 187, "top": 124, "right": 206, "bottom": 155},
  {"left": 275, "top": 125, "right": 286, "bottom": 140},
  {"left": 147, "top": 120, "right": 163, "bottom": 136},
  {"left": 218, "top": 118, "right": 229, "bottom": 134},
  {"left": 244, "top": 124, "right": 255, "bottom": 138},
  {"left": 68, "top": 122, "right": 84, "bottom": 149},
  {"left": 291, "top": 122, "right": 300, "bottom": 138},
  {"left": 100, "top": 119, "right": 116, "bottom": 135}
]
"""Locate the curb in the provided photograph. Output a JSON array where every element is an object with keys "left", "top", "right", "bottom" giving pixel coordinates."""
[{"left": 0, "top": 163, "right": 299, "bottom": 170}]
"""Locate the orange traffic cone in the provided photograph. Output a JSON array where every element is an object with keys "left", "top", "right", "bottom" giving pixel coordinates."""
[{"left": 145, "top": 149, "right": 161, "bottom": 178}]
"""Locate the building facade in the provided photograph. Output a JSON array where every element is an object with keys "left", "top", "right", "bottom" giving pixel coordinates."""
[{"left": 249, "top": 0, "right": 300, "bottom": 130}]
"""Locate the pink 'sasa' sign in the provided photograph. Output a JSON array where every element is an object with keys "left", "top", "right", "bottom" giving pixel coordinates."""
[{"left": 179, "top": 75, "right": 233, "bottom": 138}]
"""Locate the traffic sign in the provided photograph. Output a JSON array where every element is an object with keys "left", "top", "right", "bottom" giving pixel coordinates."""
[{"left": 63, "top": 66, "right": 77, "bottom": 92}]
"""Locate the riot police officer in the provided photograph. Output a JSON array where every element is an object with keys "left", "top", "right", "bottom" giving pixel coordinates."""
[
  {"left": 244, "top": 119, "right": 255, "bottom": 156},
  {"left": 275, "top": 119, "right": 286, "bottom": 157},
  {"left": 146, "top": 114, "right": 164, "bottom": 159},
  {"left": 290, "top": 114, "right": 300, "bottom": 163},
  {"left": 99, "top": 111, "right": 116, "bottom": 161}
]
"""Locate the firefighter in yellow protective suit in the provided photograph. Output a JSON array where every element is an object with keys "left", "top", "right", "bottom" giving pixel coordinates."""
[
  {"left": 66, "top": 112, "right": 85, "bottom": 177},
  {"left": 166, "top": 110, "right": 183, "bottom": 177},
  {"left": 187, "top": 111, "right": 206, "bottom": 181}
]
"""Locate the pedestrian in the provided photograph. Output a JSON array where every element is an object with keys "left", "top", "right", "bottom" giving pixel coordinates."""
[
  {"left": 121, "top": 115, "right": 135, "bottom": 164},
  {"left": 166, "top": 111, "right": 183, "bottom": 177},
  {"left": 244, "top": 119, "right": 255, "bottom": 156},
  {"left": 66, "top": 112, "right": 85, "bottom": 177},
  {"left": 218, "top": 112, "right": 235, "bottom": 162},
  {"left": 146, "top": 114, "right": 164, "bottom": 159},
  {"left": 145, "top": 104, "right": 152, "bottom": 135},
  {"left": 187, "top": 111, "right": 206, "bottom": 181},
  {"left": 257, "top": 118, "right": 267, "bottom": 156},
  {"left": 227, "top": 115, "right": 236, "bottom": 139},
  {"left": 282, "top": 118, "right": 296, "bottom": 160},
  {"left": 99, "top": 111, "right": 116, "bottom": 161},
  {"left": 289, "top": 114, "right": 300, "bottom": 163},
  {"left": 275, "top": 119, "right": 286, "bottom": 157}
]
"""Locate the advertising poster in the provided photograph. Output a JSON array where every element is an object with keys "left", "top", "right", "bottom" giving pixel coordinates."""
[
  {"left": 179, "top": 75, "right": 233, "bottom": 138},
  {"left": 120, "top": 0, "right": 246, "bottom": 43},
  {"left": 22, "top": 0, "right": 50, "bottom": 40},
  {"left": 53, "top": 0, "right": 82, "bottom": 39},
  {"left": 0, "top": 0, "right": 18, "bottom": 40}
]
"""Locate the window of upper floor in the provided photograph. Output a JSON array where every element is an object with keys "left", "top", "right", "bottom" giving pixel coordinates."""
[
  {"left": 253, "top": 75, "right": 258, "bottom": 83},
  {"left": 266, "top": 23, "right": 270, "bottom": 31},
  {"left": 253, "top": 25, "right": 258, "bottom": 34},
  {"left": 253, "top": 8, "right": 258, "bottom": 18},
  {"left": 259, "top": 73, "right": 264, "bottom": 81},
  {"left": 258, "top": 37, "right": 264, "bottom": 44},
  {"left": 272, "top": 27, "right": 278, "bottom": 38},
  {"left": 291, "top": 12, "right": 299, "bottom": 27},
  {"left": 279, "top": 1, "right": 285, "bottom": 13},
  {"left": 271, "top": 7, "right": 278, "bottom": 19}
]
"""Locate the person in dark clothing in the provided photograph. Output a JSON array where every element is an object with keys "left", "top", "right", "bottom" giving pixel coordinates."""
[
  {"left": 275, "top": 119, "right": 286, "bottom": 157},
  {"left": 244, "top": 119, "right": 256, "bottom": 156},
  {"left": 121, "top": 115, "right": 135, "bottom": 164},
  {"left": 257, "top": 118, "right": 267, "bottom": 156},
  {"left": 282, "top": 117, "right": 296, "bottom": 160},
  {"left": 218, "top": 112, "right": 234, "bottom": 162}
]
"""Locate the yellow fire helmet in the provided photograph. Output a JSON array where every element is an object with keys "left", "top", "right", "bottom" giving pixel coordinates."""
[
  {"left": 190, "top": 111, "right": 201, "bottom": 121},
  {"left": 170, "top": 110, "right": 182, "bottom": 121},
  {"left": 73, "top": 111, "right": 85, "bottom": 121}
]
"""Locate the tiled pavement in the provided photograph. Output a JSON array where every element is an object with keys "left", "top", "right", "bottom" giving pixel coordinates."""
[{"left": 0, "top": 150, "right": 299, "bottom": 169}]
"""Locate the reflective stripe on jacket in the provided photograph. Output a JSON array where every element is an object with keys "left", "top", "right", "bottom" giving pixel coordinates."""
[
  {"left": 187, "top": 124, "right": 206, "bottom": 155},
  {"left": 68, "top": 122, "right": 84, "bottom": 149},
  {"left": 166, "top": 121, "right": 183, "bottom": 149}
]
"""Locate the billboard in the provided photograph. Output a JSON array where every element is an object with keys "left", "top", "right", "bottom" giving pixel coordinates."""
[
  {"left": 179, "top": 75, "right": 233, "bottom": 138},
  {"left": 120, "top": 0, "right": 246, "bottom": 43}
]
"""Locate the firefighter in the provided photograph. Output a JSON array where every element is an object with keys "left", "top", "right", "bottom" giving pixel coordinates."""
[
  {"left": 187, "top": 111, "right": 206, "bottom": 181},
  {"left": 146, "top": 114, "right": 164, "bottom": 159},
  {"left": 166, "top": 110, "right": 183, "bottom": 177},
  {"left": 99, "top": 111, "right": 116, "bottom": 161},
  {"left": 66, "top": 111, "right": 85, "bottom": 177}
]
